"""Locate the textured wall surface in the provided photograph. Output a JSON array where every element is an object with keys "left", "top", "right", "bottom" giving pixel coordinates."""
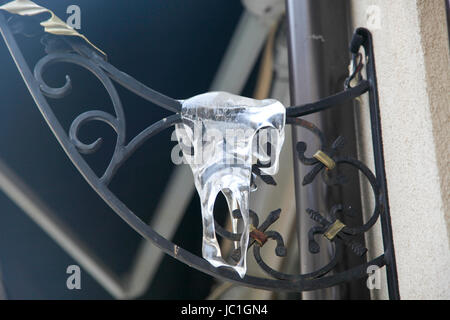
[{"left": 349, "top": 0, "right": 450, "bottom": 299}]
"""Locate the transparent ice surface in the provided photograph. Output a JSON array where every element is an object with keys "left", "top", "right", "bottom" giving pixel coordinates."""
[{"left": 175, "top": 92, "right": 286, "bottom": 278}]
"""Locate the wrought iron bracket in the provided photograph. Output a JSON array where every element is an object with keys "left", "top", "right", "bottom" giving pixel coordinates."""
[{"left": 0, "top": 9, "right": 399, "bottom": 299}]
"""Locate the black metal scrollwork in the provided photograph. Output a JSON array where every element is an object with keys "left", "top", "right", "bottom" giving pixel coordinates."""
[{"left": 0, "top": 11, "right": 399, "bottom": 298}]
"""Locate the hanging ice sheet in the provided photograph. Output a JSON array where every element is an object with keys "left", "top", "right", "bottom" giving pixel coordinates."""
[{"left": 175, "top": 92, "right": 286, "bottom": 278}]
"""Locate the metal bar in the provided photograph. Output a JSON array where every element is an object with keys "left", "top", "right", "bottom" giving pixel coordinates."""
[
  {"left": 285, "top": 0, "right": 335, "bottom": 300},
  {"left": 91, "top": 53, "right": 182, "bottom": 113},
  {"left": 355, "top": 28, "right": 400, "bottom": 300},
  {"left": 0, "top": 158, "right": 126, "bottom": 299},
  {"left": 60, "top": 36, "right": 182, "bottom": 113},
  {"left": 286, "top": 80, "right": 369, "bottom": 117},
  {"left": 124, "top": 167, "right": 195, "bottom": 298},
  {"left": 210, "top": 10, "right": 273, "bottom": 93}
]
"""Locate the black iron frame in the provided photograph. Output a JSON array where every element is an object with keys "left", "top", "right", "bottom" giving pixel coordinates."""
[{"left": 0, "top": 11, "right": 399, "bottom": 299}]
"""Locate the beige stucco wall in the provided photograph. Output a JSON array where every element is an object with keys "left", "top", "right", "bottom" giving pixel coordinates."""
[{"left": 350, "top": 0, "right": 450, "bottom": 299}]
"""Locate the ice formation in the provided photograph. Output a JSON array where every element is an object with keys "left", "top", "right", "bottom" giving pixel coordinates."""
[{"left": 175, "top": 92, "right": 286, "bottom": 277}]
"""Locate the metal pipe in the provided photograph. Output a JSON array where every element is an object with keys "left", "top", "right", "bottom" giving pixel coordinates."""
[{"left": 285, "top": 0, "right": 369, "bottom": 299}]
